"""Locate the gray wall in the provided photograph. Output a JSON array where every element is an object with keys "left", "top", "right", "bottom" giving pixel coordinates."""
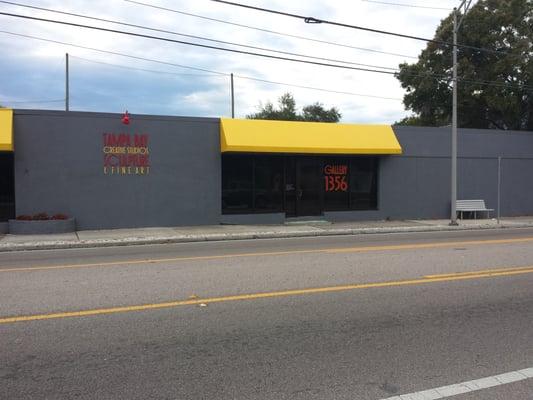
[
  {"left": 221, "top": 213, "right": 286, "bottom": 225},
  {"left": 12, "top": 111, "right": 533, "bottom": 228},
  {"left": 14, "top": 110, "right": 221, "bottom": 230},
  {"left": 328, "top": 126, "right": 533, "bottom": 221}
]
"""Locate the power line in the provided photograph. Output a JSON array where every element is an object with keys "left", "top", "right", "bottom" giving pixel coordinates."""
[
  {"left": 0, "top": 11, "right": 492, "bottom": 85},
  {"left": 2, "top": 3, "right": 524, "bottom": 94},
  {"left": 361, "top": 0, "right": 451, "bottom": 11},
  {"left": 72, "top": 56, "right": 404, "bottom": 99},
  {"left": 0, "top": 11, "right": 481, "bottom": 85},
  {"left": 124, "top": 0, "right": 418, "bottom": 59},
  {"left": 0, "top": 5, "right": 529, "bottom": 91},
  {"left": 398, "top": 69, "right": 533, "bottom": 91},
  {"left": 0, "top": 30, "right": 229, "bottom": 75},
  {"left": 77, "top": 56, "right": 403, "bottom": 100},
  {"left": 208, "top": 0, "right": 509, "bottom": 56},
  {"left": 0, "top": 0, "right": 398, "bottom": 72},
  {"left": 208, "top": 0, "right": 449, "bottom": 42},
  {"left": 70, "top": 56, "right": 226, "bottom": 77},
  {"left": 459, "top": 76, "right": 533, "bottom": 91},
  {"left": 76, "top": 55, "right": 403, "bottom": 100},
  {"left": 2, "top": 98, "right": 64, "bottom": 104},
  {"left": 233, "top": 75, "right": 403, "bottom": 100},
  {"left": 0, "top": 11, "right": 402, "bottom": 76},
  {"left": 119, "top": 3, "right": 530, "bottom": 91},
  {"left": 0, "top": 31, "right": 405, "bottom": 101}
]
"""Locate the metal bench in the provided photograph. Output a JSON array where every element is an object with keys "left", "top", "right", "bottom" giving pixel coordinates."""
[{"left": 456, "top": 199, "right": 494, "bottom": 220}]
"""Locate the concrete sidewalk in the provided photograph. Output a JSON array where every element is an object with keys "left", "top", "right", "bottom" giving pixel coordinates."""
[{"left": 1, "top": 217, "right": 533, "bottom": 252}]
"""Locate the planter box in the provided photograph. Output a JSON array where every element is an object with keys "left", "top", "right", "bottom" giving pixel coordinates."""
[{"left": 8, "top": 218, "right": 76, "bottom": 235}]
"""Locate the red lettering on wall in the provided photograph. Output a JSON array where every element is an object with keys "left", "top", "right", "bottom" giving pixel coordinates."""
[
  {"left": 103, "top": 133, "right": 151, "bottom": 174},
  {"left": 134, "top": 134, "right": 148, "bottom": 147},
  {"left": 324, "top": 164, "right": 348, "bottom": 175},
  {"left": 324, "top": 164, "right": 348, "bottom": 192}
]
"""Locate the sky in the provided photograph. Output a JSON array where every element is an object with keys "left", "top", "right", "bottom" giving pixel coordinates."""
[{"left": 0, "top": 0, "right": 466, "bottom": 123}]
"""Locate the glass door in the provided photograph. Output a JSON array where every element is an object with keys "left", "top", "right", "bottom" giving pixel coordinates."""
[
  {"left": 296, "top": 157, "right": 322, "bottom": 216},
  {"left": 283, "top": 157, "right": 297, "bottom": 216},
  {"left": 284, "top": 156, "right": 322, "bottom": 217}
]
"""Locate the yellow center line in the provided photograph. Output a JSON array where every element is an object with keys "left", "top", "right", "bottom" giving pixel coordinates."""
[
  {"left": 325, "top": 236, "right": 533, "bottom": 253},
  {"left": 0, "top": 249, "right": 318, "bottom": 273},
  {"left": 1, "top": 236, "right": 533, "bottom": 273},
  {"left": 424, "top": 265, "right": 533, "bottom": 278},
  {"left": 1, "top": 266, "right": 532, "bottom": 325}
]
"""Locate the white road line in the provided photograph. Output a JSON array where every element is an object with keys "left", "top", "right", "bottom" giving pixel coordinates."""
[{"left": 381, "top": 367, "right": 533, "bottom": 400}]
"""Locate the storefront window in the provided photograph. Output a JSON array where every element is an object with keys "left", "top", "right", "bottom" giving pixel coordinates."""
[
  {"left": 254, "top": 156, "right": 283, "bottom": 212},
  {"left": 222, "top": 155, "right": 253, "bottom": 213},
  {"left": 222, "top": 154, "right": 378, "bottom": 215},
  {"left": 222, "top": 155, "right": 284, "bottom": 214},
  {"left": 0, "top": 152, "right": 15, "bottom": 221}
]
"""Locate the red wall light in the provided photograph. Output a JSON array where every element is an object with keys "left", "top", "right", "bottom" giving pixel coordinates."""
[{"left": 121, "top": 111, "right": 130, "bottom": 125}]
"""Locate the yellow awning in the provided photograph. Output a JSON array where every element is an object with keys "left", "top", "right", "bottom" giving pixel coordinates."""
[
  {"left": 0, "top": 109, "right": 13, "bottom": 151},
  {"left": 220, "top": 118, "right": 402, "bottom": 154}
]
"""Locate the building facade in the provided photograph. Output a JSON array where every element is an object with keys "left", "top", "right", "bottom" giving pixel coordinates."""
[{"left": 1, "top": 109, "right": 533, "bottom": 232}]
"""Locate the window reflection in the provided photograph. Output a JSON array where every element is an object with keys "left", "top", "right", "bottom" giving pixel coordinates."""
[
  {"left": 254, "top": 156, "right": 283, "bottom": 212},
  {"left": 221, "top": 156, "right": 253, "bottom": 212}
]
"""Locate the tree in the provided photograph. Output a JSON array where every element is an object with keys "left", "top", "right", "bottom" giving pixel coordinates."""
[
  {"left": 395, "top": 0, "right": 533, "bottom": 130},
  {"left": 247, "top": 93, "right": 341, "bottom": 122}
]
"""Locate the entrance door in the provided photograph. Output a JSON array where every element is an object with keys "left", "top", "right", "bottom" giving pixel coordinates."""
[
  {"left": 0, "top": 153, "right": 15, "bottom": 222},
  {"left": 284, "top": 157, "right": 322, "bottom": 217}
]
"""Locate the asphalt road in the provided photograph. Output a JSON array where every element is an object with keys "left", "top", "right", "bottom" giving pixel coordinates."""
[{"left": 1, "top": 228, "right": 532, "bottom": 399}]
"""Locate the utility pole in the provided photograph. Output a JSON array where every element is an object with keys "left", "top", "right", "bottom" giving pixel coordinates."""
[
  {"left": 230, "top": 73, "right": 235, "bottom": 118},
  {"left": 450, "top": 0, "right": 471, "bottom": 225},
  {"left": 497, "top": 156, "right": 501, "bottom": 224},
  {"left": 65, "top": 52, "right": 70, "bottom": 112},
  {"left": 450, "top": 8, "right": 458, "bottom": 225}
]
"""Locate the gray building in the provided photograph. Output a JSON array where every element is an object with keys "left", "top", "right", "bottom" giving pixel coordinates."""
[{"left": 1, "top": 109, "right": 532, "bottom": 231}]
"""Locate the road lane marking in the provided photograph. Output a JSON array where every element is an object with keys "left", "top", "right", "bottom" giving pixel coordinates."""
[
  {"left": 380, "top": 367, "right": 533, "bottom": 399},
  {"left": 1, "top": 266, "right": 532, "bottom": 324},
  {"left": 2, "top": 236, "right": 533, "bottom": 273},
  {"left": 0, "top": 249, "right": 319, "bottom": 272},
  {"left": 325, "top": 236, "right": 533, "bottom": 253},
  {"left": 424, "top": 265, "right": 533, "bottom": 278}
]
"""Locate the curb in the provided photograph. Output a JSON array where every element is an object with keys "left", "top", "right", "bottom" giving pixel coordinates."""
[{"left": 1, "top": 222, "right": 533, "bottom": 252}]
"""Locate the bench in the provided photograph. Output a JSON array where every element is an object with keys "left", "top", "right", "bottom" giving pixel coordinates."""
[{"left": 456, "top": 200, "right": 494, "bottom": 220}]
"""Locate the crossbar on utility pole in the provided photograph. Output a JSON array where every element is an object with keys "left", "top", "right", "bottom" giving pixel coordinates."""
[{"left": 65, "top": 52, "right": 70, "bottom": 112}]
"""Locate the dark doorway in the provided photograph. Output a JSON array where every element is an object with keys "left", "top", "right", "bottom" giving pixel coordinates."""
[{"left": 0, "top": 152, "right": 15, "bottom": 221}]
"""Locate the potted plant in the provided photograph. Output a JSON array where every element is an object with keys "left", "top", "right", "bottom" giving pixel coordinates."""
[{"left": 8, "top": 213, "right": 76, "bottom": 234}]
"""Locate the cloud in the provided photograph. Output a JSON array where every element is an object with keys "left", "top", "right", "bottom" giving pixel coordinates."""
[{"left": 0, "top": 0, "right": 463, "bottom": 122}]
